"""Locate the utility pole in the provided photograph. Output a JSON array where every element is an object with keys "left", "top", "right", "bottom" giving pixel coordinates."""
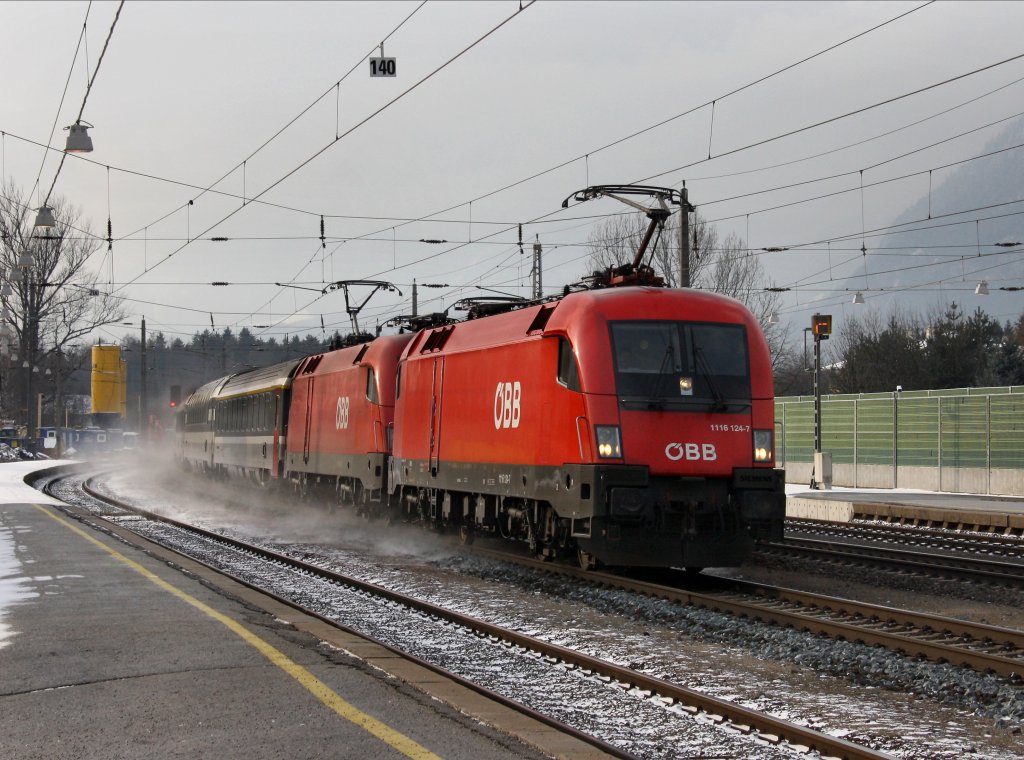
[
  {"left": 412, "top": 279, "right": 418, "bottom": 317},
  {"left": 140, "top": 316, "right": 147, "bottom": 437},
  {"left": 531, "top": 236, "right": 542, "bottom": 299},
  {"left": 810, "top": 313, "right": 832, "bottom": 488},
  {"left": 678, "top": 182, "right": 694, "bottom": 288}
]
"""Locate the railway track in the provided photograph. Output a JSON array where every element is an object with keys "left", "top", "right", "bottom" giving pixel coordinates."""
[
  {"left": 52, "top": 472, "right": 893, "bottom": 760},
  {"left": 757, "top": 531, "right": 1024, "bottom": 586},
  {"left": 464, "top": 546, "right": 1024, "bottom": 681},
  {"left": 787, "top": 517, "right": 1024, "bottom": 558}
]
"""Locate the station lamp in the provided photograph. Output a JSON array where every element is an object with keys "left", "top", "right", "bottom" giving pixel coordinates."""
[
  {"left": 64, "top": 121, "right": 94, "bottom": 153},
  {"left": 33, "top": 206, "right": 56, "bottom": 228}
]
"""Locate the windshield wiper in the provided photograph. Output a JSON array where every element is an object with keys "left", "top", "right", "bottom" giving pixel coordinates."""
[
  {"left": 646, "top": 344, "right": 675, "bottom": 409},
  {"left": 693, "top": 345, "right": 728, "bottom": 412}
]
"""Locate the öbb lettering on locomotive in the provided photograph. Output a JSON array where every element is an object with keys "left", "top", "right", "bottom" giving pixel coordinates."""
[{"left": 493, "top": 381, "right": 522, "bottom": 429}]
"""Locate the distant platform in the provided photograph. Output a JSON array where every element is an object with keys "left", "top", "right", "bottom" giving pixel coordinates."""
[{"left": 787, "top": 487, "right": 1024, "bottom": 533}]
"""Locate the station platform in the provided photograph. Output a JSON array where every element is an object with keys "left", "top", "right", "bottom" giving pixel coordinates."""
[
  {"left": 0, "top": 462, "right": 611, "bottom": 760},
  {"left": 786, "top": 485, "right": 1024, "bottom": 533}
]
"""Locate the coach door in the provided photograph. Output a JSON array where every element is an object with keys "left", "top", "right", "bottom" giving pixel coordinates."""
[
  {"left": 302, "top": 375, "right": 315, "bottom": 465},
  {"left": 271, "top": 392, "right": 281, "bottom": 478},
  {"left": 428, "top": 357, "right": 444, "bottom": 476}
]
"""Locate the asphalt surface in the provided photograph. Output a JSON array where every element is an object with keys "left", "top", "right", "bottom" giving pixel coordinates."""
[{"left": 0, "top": 463, "right": 609, "bottom": 760}]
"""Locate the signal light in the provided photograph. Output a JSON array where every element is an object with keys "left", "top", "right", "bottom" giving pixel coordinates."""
[
  {"left": 169, "top": 384, "right": 181, "bottom": 408},
  {"left": 812, "top": 313, "right": 832, "bottom": 338}
]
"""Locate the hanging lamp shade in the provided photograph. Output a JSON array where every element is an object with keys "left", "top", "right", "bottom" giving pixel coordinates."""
[
  {"left": 853, "top": 291, "right": 865, "bottom": 304},
  {"left": 767, "top": 312, "right": 779, "bottom": 325},
  {"left": 8, "top": 267, "right": 23, "bottom": 283},
  {"left": 975, "top": 280, "right": 989, "bottom": 295},
  {"left": 33, "top": 206, "right": 56, "bottom": 228},
  {"left": 18, "top": 251, "right": 34, "bottom": 268},
  {"left": 64, "top": 121, "right": 94, "bottom": 153},
  {"left": 0, "top": 282, "right": 11, "bottom": 297}
]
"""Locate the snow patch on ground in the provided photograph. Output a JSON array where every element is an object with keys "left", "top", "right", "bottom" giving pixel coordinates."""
[{"left": 0, "top": 524, "right": 36, "bottom": 650}]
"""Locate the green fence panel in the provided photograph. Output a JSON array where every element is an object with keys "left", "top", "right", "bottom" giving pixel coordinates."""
[
  {"left": 939, "top": 396, "right": 988, "bottom": 468},
  {"left": 896, "top": 397, "right": 938, "bottom": 467},
  {"left": 855, "top": 399, "right": 894, "bottom": 465},
  {"left": 776, "top": 386, "right": 1024, "bottom": 474},
  {"left": 990, "top": 395, "right": 1024, "bottom": 469},
  {"left": 822, "top": 400, "right": 855, "bottom": 464},
  {"left": 781, "top": 402, "right": 814, "bottom": 462}
]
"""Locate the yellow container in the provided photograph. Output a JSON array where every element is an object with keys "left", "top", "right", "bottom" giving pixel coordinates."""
[{"left": 91, "top": 345, "right": 126, "bottom": 417}]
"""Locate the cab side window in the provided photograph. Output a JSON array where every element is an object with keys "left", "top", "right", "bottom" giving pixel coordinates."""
[
  {"left": 366, "top": 367, "right": 379, "bottom": 403},
  {"left": 557, "top": 337, "right": 581, "bottom": 392}
]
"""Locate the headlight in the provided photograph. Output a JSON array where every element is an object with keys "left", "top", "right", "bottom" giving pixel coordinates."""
[
  {"left": 595, "top": 425, "right": 622, "bottom": 458},
  {"left": 753, "top": 429, "right": 773, "bottom": 463}
]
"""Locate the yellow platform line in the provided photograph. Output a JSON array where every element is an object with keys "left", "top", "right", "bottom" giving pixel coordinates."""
[{"left": 34, "top": 503, "right": 442, "bottom": 760}]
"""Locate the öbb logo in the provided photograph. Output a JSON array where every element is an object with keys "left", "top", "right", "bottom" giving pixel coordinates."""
[
  {"left": 493, "top": 381, "right": 521, "bottom": 429},
  {"left": 336, "top": 396, "right": 350, "bottom": 430},
  {"left": 665, "top": 442, "right": 717, "bottom": 461}
]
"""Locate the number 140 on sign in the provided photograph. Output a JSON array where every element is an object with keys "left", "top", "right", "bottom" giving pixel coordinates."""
[{"left": 370, "top": 57, "right": 396, "bottom": 77}]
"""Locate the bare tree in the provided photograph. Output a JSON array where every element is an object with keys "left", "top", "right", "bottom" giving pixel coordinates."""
[
  {"left": 0, "top": 180, "right": 127, "bottom": 429},
  {"left": 585, "top": 210, "right": 789, "bottom": 368}
]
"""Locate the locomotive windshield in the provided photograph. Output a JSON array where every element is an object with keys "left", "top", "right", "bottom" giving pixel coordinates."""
[{"left": 610, "top": 321, "right": 751, "bottom": 410}]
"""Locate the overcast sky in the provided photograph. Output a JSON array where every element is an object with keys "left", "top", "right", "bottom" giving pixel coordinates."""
[{"left": 3, "top": 0, "right": 1024, "bottom": 347}]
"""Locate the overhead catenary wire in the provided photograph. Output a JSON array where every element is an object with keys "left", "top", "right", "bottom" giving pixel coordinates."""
[
  {"left": 113, "top": 1, "right": 429, "bottom": 244},
  {"left": 19, "top": 3, "right": 1022, "bottom": 344},
  {"left": 26, "top": 1, "right": 92, "bottom": 219},
  {"left": 229, "top": 1, "right": 941, "bottom": 332},
  {"left": 273, "top": 51, "right": 1024, "bottom": 332},
  {"left": 3, "top": 0, "right": 953, "bottom": 290},
  {"left": 112, "top": 1, "right": 537, "bottom": 298},
  {"left": 41, "top": 0, "right": 124, "bottom": 210}
]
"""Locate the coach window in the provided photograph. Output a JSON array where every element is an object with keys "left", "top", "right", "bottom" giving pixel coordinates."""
[
  {"left": 557, "top": 337, "right": 581, "bottom": 392},
  {"left": 366, "top": 367, "right": 379, "bottom": 403}
]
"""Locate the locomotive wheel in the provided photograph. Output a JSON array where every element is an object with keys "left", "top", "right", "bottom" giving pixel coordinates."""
[{"left": 577, "top": 548, "right": 597, "bottom": 571}]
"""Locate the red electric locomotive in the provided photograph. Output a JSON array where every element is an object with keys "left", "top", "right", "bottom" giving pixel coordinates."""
[
  {"left": 389, "top": 286, "right": 784, "bottom": 569},
  {"left": 284, "top": 333, "right": 413, "bottom": 510}
]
